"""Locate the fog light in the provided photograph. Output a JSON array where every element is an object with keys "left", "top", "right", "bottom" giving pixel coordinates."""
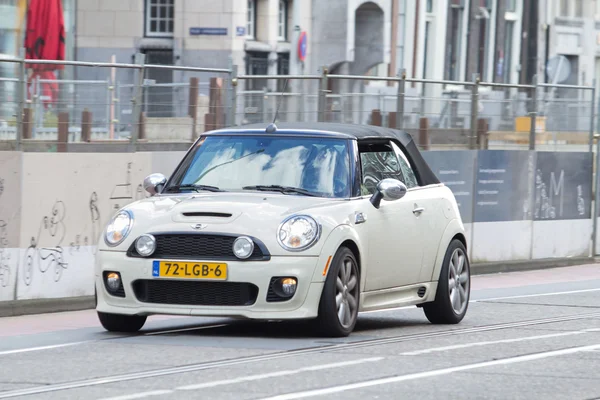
[
  {"left": 135, "top": 234, "right": 156, "bottom": 256},
  {"left": 281, "top": 278, "right": 297, "bottom": 295},
  {"left": 106, "top": 272, "right": 121, "bottom": 291},
  {"left": 233, "top": 236, "right": 254, "bottom": 259}
]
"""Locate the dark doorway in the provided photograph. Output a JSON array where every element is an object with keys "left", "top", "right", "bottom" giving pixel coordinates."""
[{"left": 143, "top": 49, "right": 174, "bottom": 117}]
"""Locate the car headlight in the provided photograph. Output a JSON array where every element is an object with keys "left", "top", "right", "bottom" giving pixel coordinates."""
[
  {"left": 104, "top": 210, "right": 133, "bottom": 246},
  {"left": 135, "top": 234, "right": 156, "bottom": 256},
  {"left": 277, "top": 215, "right": 320, "bottom": 251},
  {"left": 233, "top": 236, "right": 254, "bottom": 259}
]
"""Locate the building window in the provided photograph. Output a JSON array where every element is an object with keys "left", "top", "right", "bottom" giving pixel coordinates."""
[
  {"left": 445, "top": 0, "right": 464, "bottom": 81},
  {"left": 278, "top": 0, "right": 288, "bottom": 41},
  {"left": 503, "top": 20, "right": 514, "bottom": 83},
  {"left": 574, "top": 0, "right": 583, "bottom": 17},
  {"left": 506, "top": 0, "right": 516, "bottom": 12},
  {"left": 145, "top": 0, "right": 174, "bottom": 37},
  {"left": 426, "top": 0, "right": 433, "bottom": 13},
  {"left": 247, "top": 0, "right": 256, "bottom": 38},
  {"left": 559, "top": 0, "right": 569, "bottom": 16}
]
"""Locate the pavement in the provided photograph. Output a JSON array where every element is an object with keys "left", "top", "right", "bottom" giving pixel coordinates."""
[{"left": 1, "top": 263, "right": 600, "bottom": 400}]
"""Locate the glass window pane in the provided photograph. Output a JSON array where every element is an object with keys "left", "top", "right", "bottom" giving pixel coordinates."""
[
  {"left": 426, "top": 0, "right": 433, "bottom": 12},
  {"left": 151, "top": 5, "right": 157, "bottom": 18},
  {"left": 168, "top": 20, "right": 174, "bottom": 33},
  {"left": 168, "top": 5, "right": 174, "bottom": 19},
  {"left": 159, "top": 20, "right": 167, "bottom": 32},
  {"left": 560, "top": 0, "right": 569, "bottom": 16},
  {"left": 575, "top": 0, "right": 583, "bottom": 17},
  {"left": 150, "top": 20, "right": 157, "bottom": 32}
]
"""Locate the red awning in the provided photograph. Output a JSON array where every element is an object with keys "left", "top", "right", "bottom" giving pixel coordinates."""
[
  {"left": 24, "top": 0, "right": 66, "bottom": 107},
  {"left": 24, "top": 0, "right": 65, "bottom": 71}
]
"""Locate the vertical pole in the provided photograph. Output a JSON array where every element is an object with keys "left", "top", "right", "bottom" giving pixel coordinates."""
[
  {"left": 469, "top": 73, "right": 480, "bottom": 150},
  {"left": 130, "top": 53, "right": 146, "bottom": 150},
  {"left": 589, "top": 80, "right": 596, "bottom": 153},
  {"left": 288, "top": 0, "right": 301, "bottom": 105},
  {"left": 529, "top": 74, "right": 538, "bottom": 150},
  {"left": 593, "top": 133, "right": 600, "bottom": 256},
  {"left": 105, "top": 79, "right": 111, "bottom": 137},
  {"left": 15, "top": 47, "right": 26, "bottom": 151},
  {"left": 396, "top": 69, "right": 406, "bottom": 129},
  {"left": 317, "top": 66, "right": 328, "bottom": 122},
  {"left": 228, "top": 64, "right": 238, "bottom": 126}
]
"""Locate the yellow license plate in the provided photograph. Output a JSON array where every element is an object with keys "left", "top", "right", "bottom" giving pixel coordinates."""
[{"left": 152, "top": 261, "right": 227, "bottom": 280}]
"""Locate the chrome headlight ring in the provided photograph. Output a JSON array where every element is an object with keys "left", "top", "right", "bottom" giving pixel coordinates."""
[
  {"left": 277, "top": 214, "right": 321, "bottom": 252},
  {"left": 104, "top": 209, "right": 134, "bottom": 247}
]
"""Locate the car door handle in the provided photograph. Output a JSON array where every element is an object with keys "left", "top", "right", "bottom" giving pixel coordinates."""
[{"left": 413, "top": 207, "right": 425, "bottom": 215}]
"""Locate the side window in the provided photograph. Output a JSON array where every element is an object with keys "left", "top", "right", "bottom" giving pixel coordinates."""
[
  {"left": 358, "top": 142, "right": 406, "bottom": 195},
  {"left": 391, "top": 142, "right": 418, "bottom": 188}
]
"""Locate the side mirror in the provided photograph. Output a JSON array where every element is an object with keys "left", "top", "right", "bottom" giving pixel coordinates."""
[
  {"left": 143, "top": 173, "right": 167, "bottom": 196},
  {"left": 370, "top": 178, "right": 407, "bottom": 209}
]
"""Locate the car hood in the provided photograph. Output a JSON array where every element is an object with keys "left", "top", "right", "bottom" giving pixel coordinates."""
[
  {"left": 131, "top": 192, "right": 341, "bottom": 222},
  {"left": 115, "top": 192, "right": 352, "bottom": 256}
]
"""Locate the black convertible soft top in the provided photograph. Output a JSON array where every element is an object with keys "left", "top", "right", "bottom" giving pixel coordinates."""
[{"left": 228, "top": 122, "right": 440, "bottom": 186}]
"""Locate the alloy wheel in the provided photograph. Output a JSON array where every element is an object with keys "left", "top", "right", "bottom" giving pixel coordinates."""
[
  {"left": 448, "top": 247, "right": 469, "bottom": 315},
  {"left": 335, "top": 256, "right": 359, "bottom": 328}
]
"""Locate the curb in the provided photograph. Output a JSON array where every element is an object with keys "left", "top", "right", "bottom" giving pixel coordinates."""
[
  {"left": 0, "top": 296, "right": 95, "bottom": 318},
  {"left": 1, "top": 257, "right": 599, "bottom": 318}
]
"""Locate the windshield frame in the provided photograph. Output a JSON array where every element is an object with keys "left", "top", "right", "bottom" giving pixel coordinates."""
[{"left": 162, "top": 131, "right": 360, "bottom": 199}]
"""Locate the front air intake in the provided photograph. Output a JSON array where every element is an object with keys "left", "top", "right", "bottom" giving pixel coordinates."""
[{"left": 417, "top": 286, "right": 426, "bottom": 298}]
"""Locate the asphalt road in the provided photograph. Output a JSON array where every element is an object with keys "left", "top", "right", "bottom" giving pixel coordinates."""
[{"left": 1, "top": 264, "right": 600, "bottom": 400}]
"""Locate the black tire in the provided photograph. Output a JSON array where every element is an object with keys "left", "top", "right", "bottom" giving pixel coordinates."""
[
  {"left": 97, "top": 311, "right": 147, "bottom": 333},
  {"left": 423, "top": 239, "right": 470, "bottom": 324},
  {"left": 315, "top": 246, "right": 360, "bottom": 337}
]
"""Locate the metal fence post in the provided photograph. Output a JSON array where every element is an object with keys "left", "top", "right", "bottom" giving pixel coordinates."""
[
  {"left": 228, "top": 64, "right": 238, "bottom": 127},
  {"left": 15, "top": 47, "right": 26, "bottom": 151},
  {"left": 469, "top": 73, "right": 480, "bottom": 150},
  {"left": 396, "top": 69, "right": 406, "bottom": 129},
  {"left": 130, "top": 53, "right": 146, "bottom": 151},
  {"left": 589, "top": 79, "right": 596, "bottom": 153},
  {"left": 529, "top": 74, "right": 538, "bottom": 151},
  {"left": 593, "top": 133, "right": 600, "bottom": 256},
  {"left": 317, "top": 66, "right": 328, "bottom": 122}
]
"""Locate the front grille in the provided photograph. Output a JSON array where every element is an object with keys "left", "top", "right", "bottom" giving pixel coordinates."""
[
  {"left": 132, "top": 279, "right": 259, "bottom": 306},
  {"left": 127, "top": 233, "right": 269, "bottom": 261}
]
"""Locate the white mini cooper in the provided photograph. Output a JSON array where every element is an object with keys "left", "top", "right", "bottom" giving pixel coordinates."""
[{"left": 95, "top": 122, "right": 470, "bottom": 337}]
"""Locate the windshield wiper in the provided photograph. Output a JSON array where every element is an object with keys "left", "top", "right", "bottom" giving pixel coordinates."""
[
  {"left": 165, "top": 184, "right": 224, "bottom": 193},
  {"left": 242, "top": 185, "right": 319, "bottom": 197}
]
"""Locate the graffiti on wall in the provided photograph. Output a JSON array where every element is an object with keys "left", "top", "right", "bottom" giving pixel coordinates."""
[
  {"left": 0, "top": 220, "right": 10, "bottom": 288},
  {"left": 109, "top": 162, "right": 148, "bottom": 213},
  {"left": 22, "top": 200, "right": 69, "bottom": 285},
  {"left": 21, "top": 163, "right": 148, "bottom": 286}
]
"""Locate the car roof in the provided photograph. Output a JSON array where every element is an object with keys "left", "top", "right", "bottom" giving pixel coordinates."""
[
  {"left": 206, "top": 122, "right": 413, "bottom": 143},
  {"left": 202, "top": 122, "right": 440, "bottom": 187}
]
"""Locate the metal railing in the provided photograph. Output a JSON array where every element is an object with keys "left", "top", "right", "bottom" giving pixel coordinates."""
[{"left": 0, "top": 52, "right": 597, "bottom": 152}]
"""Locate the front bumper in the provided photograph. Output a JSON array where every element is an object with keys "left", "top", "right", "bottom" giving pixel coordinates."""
[{"left": 95, "top": 250, "right": 324, "bottom": 319}]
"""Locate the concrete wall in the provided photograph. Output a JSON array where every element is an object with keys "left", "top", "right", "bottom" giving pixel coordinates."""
[
  {"left": 0, "top": 150, "right": 185, "bottom": 303},
  {"left": 0, "top": 148, "right": 595, "bottom": 306}
]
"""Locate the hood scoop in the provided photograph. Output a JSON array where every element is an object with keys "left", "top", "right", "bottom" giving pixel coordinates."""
[
  {"left": 172, "top": 207, "right": 241, "bottom": 224},
  {"left": 181, "top": 212, "right": 233, "bottom": 218}
]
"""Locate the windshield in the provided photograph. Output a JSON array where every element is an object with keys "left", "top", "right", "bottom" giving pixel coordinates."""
[{"left": 169, "top": 134, "right": 351, "bottom": 198}]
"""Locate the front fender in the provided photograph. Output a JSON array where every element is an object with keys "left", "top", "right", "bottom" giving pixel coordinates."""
[
  {"left": 310, "top": 224, "right": 366, "bottom": 288},
  {"left": 428, "top": 218, "right": 466, "bottom": 282}
]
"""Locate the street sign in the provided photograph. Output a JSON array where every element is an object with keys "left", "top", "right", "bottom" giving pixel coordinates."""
[
  {"left": 189, "top": 27, "right": 228, "bottom": 36},
  {"left": 298, "top": 31, "right": 307, "bottom": 62}
]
